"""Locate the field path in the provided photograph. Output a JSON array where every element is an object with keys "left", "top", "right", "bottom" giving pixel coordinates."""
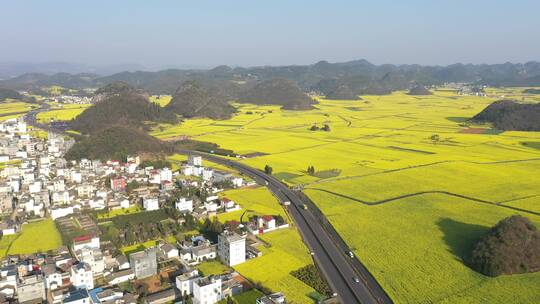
[
  {"left": 304, "top": 158, "right": 540, "bottom": 186},
  {"left": 306, "top": 188, "right": 540, "bottom": 216}
]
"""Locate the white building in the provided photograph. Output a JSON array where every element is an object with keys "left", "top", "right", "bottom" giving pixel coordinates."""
[
  {"left": 218, "top": 231, "right": 246, "bottom": 266},
  {"left": 202, "top": 169, "right": 213, "bottom": 181},
  {"left": 182, "top": 165, "right": 194, "bottom": 176},
  {"left": 193, "top": 276, "right": 222, "bottom": 304},
  {"left": 50, "top": 205, "right": 74, "bottom": 220},
  {"left": 175, "top": 198, "right": 193, "bottom": 213},
  {"left": 188, "top": 155, "right": 202, "bottom": 167},
  {"left": 160, "top": 168, "right": 172, "bottom": 182},
  {"left": 231, "top": 177, "right": 243, "bottom": 188},
  {"left": 72, "top": 235, "right": 100, "bottom": 252},
  {"left": 143, "top": 197, "right": 159, "bottom": 211},
  {"left": 175, "top": 269, "right": 200, "bottom": 297},
  {"left": 29, "top": 181, "right": 42, "bottom": 193},
  {"left": 70, "top": 262, "right": 94, "bottom": 290},
  {"left": 75, "top": 247, "right": 105, "bottom": 275}
]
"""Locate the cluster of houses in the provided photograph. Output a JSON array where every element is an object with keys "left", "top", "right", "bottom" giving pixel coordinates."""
[
  {"left": 0, "top": 118, "right": 289, "bottom": 304},
  {"left": 0, "top": 229, "right": 279, "bottom": 304}
]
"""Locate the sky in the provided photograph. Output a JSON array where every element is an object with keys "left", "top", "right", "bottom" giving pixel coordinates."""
[{"left": 1, "top": 0, "right": 539, "bottom": 68}]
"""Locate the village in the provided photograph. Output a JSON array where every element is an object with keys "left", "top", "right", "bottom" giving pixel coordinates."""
[{"left": 0, "top": 118, "right": 288, "bottom": 304}]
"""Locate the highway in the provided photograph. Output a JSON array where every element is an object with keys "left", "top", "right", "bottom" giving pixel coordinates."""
[{"left": 178, "top": 150, "right": 393, "bottom": 304}]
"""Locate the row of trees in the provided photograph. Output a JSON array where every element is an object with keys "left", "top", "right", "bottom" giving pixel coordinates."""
[{"left": 309, "top": 124, "right": 331, "bottom": 131}]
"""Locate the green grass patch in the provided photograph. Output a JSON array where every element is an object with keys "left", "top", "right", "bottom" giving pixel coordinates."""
[
  {"left": 196, "top": 260, "right": 231, "bottom": 276},
  {"left": 0, "top": 219, "right": 62, "bottom": 257},
  {"left": 522, "top": 141, "right": 540, "bottom": 151}
]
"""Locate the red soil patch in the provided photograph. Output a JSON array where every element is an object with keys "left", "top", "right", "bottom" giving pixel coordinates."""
[{"left": 459, "top": 128, "right": 487, "bottom": 134}]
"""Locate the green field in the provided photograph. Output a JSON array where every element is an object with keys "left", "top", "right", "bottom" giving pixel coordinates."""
[
  {"left": 150, "top": 89, "right": 540, "bottom": 303},
  {"left": 36, "top": 103, "right": 92, "bottom": 123},
  {"left": 216, "top": 187, "right": 288, "bottom": 223},
  {"left": 0, "top": 219, "right": 63, "bottom": 257},
  {"left": 235, "top": 229, "right": 317, "bottom": 304}
]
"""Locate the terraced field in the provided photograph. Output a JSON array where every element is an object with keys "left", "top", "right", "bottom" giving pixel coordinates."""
[{"left": 151, "top": 88, "right": 540, "bottom": 303}]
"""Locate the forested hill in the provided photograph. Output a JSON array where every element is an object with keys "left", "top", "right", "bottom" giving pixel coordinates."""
[
  {"left": 65, "top": 126, "right": 172, "bottom": 161},
  {"left": 408, "top": 85, "right": 433, "bottom": 95},
  {"left": 1, "top": 60, "right": 540, "bottom": 95},
  {"left": 238, "top": 78, "right": 316, "bottom": 110},
  {"left": 165, "top": 81, "right": 236, "bottom": 119},
  {"left": 325, "top": 85, "right": 359, "bottom": 100},
  {"left": 472, "top": 100, "right": 540, "bottom": 131},
  {"left": 0, "top": 88, "right": 23, "bottom": 101},
  {"left": 70, "top": 88, "right": 177, "bottom": 134}
]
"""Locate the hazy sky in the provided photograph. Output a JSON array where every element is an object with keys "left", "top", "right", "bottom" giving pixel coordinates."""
[{"left": 1, "top": 0, "right": 539, "bottom": 67}]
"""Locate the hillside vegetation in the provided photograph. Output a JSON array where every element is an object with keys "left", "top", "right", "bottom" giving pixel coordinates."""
[
  {"left": 2, "top": 60, "right": 540, "bottom": 95},
  {"left": 165, "top": 81, "right": 236, "bottom": 119},
  {"left": 70, "top": 90, "right": 177, "bottom": 134},
  {"left": 471, "top": 215, "right": 540, "bottom": 277},
  {"left": 65, "top": 126, "right": 172, "bottom": 160},
  {"left": 239, "top": 78, "right": 316, "bottom": 110},
  {"left": 408, "top": 85, "right": 433, "bottom": 95},
  {"left": 325, "top": 85, "right": 359, "bottom": 100},
  {"left": 472, "top": 100, "right": 540, "bottom": 131},
  {"left": 0, "top": 88, "right": 23, "bottom": 101}
]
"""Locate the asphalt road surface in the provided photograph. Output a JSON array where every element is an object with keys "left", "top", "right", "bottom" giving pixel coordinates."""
[{"left": 178, "top": 150, "right": 393, "bottom": 304}]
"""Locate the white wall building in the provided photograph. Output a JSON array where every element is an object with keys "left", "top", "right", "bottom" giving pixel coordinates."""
[
  {"left": 70, "top": 262, "right": 94, "bottom": 290},
  {"left": 193, "top": 276, "right": 222, "bottom": 304},
  {"left": 175, "top": 198, "right": 193, "bottom": 213},
  {"left": 218, "top": 231, "right": 246, "bottom": 266},
  {"left": 50, "top": 205, "right": 74, "bottom": 220},
  {"left": 160, "top": 168, "right": 172, "bottom": 182},
  {"left": 143, "top": 197, "right": 159, "bottom": 211},
  {"left": 188, "top": 155, "right": 202, "bottom": 167},
  {"left": 175, "top": 269, "right": 200, "bottom": 296}
]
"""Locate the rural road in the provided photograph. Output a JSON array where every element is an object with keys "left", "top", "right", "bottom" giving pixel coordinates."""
[{"left": 178, "top": 150, "right": 393, "bottom": 304}]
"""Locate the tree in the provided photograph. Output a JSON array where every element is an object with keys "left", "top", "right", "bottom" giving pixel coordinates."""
[
  {"left": 264, "top": 165, "right": 273, "bottom": 175},
  {"left": 322, "top": 124, "right": 331, "bottom": 131},
  {"left": 309, "top": 125, "right": 319, "bottom": 131},
  {"left": 430, "top": 134, "right": 440, "bottom": 142},
  {"left": 307, "top": 166, "right": 315, "bottom": 176}
]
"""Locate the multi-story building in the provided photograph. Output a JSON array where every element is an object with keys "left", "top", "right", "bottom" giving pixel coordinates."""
[
  {"left": 75, "top": 247, "right": 105, "bottom": 275},
  {"left": 70, "top": 262, "right": 94, "bottom": 290},
  {"left": 188, "top": 155, "right": 202, "bottom": 167},
  {"left": 175, "top": 197, "right": 193, "bottom": 213},
  {"left": 129, "top": 248, "right": 157, "bottom": 279},
  {"left": 192, "top": 276, "right": 222, "bottom": 304},
  {"left": 110, "top": 177, "right": 126, "bottom": 192},
  {"left": 218, "top": 231, "right": 246, "bottom": 266},
  {"left": 17, "top": 274, "right": 46, "bottom": 303},
  {"left": 143, "top": 197, "right": 159, "bottom": 211}
]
